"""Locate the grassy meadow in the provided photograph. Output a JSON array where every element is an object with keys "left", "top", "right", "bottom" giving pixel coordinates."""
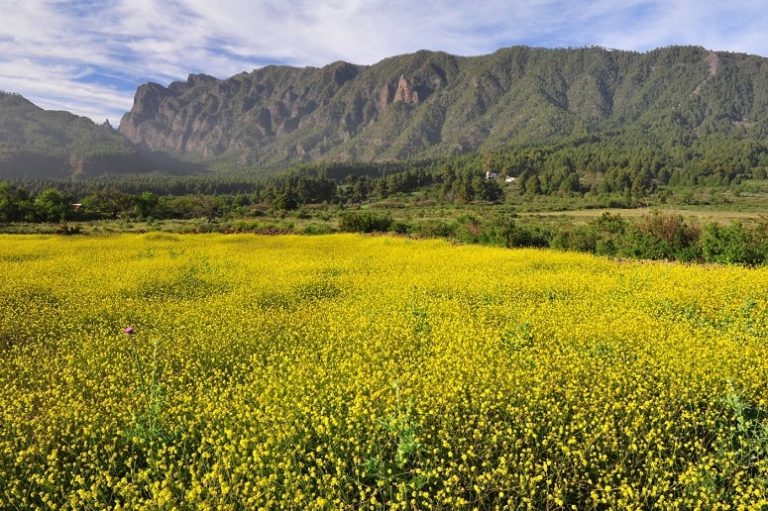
[{"left": 2, "top": 233, "right": 768, "bottom": 509}]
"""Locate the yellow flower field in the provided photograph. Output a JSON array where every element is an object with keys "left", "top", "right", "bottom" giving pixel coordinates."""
[{"left": 1, "top": 233, "right": 768, "bottom": 510}]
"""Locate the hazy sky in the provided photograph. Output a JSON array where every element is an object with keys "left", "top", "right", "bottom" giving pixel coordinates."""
[{"left": 1, "top": 0, "right": 766, "bottom": 123}]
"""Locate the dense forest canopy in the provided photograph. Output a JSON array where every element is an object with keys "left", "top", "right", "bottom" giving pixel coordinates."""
[{"left": 3, "top": 125, "right": 768, "bottom": 220}]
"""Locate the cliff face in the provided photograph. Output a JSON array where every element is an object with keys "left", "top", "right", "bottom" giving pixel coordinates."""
[
  {"left": 119, "top": 46, "right": 768, "bottom": 169},
  {"left": 119, "top": 54, "right": 452, "bottom": 167}
]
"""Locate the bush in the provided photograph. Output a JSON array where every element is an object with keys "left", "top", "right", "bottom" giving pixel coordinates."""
[
  {"left": 454, "top": 215, "right": 551, "bottom": 249},
  {"left": 303, "top": 223, "right": 334, "bottom": 235},
  {"left": 391, "top": 221, "right": 411, "bottom": 235},
  {"left": 551, "top": 227, "right": 597, "bottom": 253},
  {"left": 621, "top": 212, "right": 700, "bottom": 261},
  {"left": 55, "top": 224, "right": 82, "bottom": 235},
  {"left": 339, "top": 211, "right": 393, "bottom": 233},
  {"left": 505, "top": 222, "right": 552, "bottom": 248},
  {"left": 700, "top": 223, "right": 764, "bottom": 265},
  {"left": 410, "top": 220, "right": 456, "bottom": 238},
  {"left": 455, "top": 215, "right": 483, "bottom": 244}
]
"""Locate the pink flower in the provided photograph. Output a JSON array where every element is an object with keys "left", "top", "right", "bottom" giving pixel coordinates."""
[{"left": 123, "top": 326, "right": 135, "bottom": 335}]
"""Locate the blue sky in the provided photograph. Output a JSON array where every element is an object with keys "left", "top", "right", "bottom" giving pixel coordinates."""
[{"left": 1, "top": 0, "right": 766, "bottom": 123}]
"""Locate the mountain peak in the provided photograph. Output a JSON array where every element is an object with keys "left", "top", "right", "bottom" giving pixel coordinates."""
[{"left": 0, "top": 91, "right": 38, "bottom": 109}]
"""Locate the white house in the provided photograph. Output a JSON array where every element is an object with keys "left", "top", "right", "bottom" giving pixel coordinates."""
[{"left": 485, "top": 171, "right": 498, "bottom": 180}]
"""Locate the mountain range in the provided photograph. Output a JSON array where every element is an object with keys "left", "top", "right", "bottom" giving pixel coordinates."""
[{"left": 2, "top": 45, "right": 768, "bottom": 178}]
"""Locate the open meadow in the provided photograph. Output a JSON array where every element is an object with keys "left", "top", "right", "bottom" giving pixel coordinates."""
[{"left": 2, "top": 233, "right": 768, "bottom": 509}]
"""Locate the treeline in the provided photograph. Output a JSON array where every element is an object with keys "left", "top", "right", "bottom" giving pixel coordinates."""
[
  {"left": 4, "top": 127, "right": 768, "bottom": 223},
  {"left": 0, "top": 166, "right": 506, "bottom": 223},
  {"left": 0, "top": 182, "right": 248, "bottom": 223},
  {"left": 6, "top": 127, "right": 768, "bottom": 209},
  {"left": 9, "top": 174, "right": 269, "bottom": 197},
  {"left": 280, "top": 131, "right": 768, "bottom": 202},
  {"left": 474, "top": 133, "right": 768, "bottom": 195},
  {"left": 268, "top": 166, "right": 504, "bottom": 205},
  {"left": 338, "top": 210, "right": 768, "bottom": 266}
]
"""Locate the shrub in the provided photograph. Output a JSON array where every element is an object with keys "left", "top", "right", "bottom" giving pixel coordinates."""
[
  {"left": 410, "top": 220, "right": 456, "bottom": 238},
  {"left": 621, "top": 212, "right": 700, "bottom": 261},
  {"left": 700, "top": 222, "right": 764, "bottom": 266},
  {"left": 55, "top": 224, "right": 82, "bottom": 235},
  {"left": 302, "top": 223, "right": 334, "bottom": 235},
  {"left": 339, "top": 211, "right": 393, "bottom": 233}
]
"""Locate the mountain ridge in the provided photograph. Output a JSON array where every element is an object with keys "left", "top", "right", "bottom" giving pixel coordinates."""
[
  {"left": 2, "top": 44, "right": 768, "bottom": 179},
  {"left": 118, "top": 45, "right": 768, "bottom": 170}
]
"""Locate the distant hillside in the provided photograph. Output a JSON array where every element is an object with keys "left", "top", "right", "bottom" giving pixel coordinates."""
[
  {"left": 0, "top": 93, "right": 198, "bottom": 179},
  {"left": 120, "top": 45, "right": 768, "bottom": 170},
  {"left": 5, "top": 45, "right": 768, "bottom": 180}
]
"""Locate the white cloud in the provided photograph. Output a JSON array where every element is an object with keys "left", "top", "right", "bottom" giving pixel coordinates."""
[
  {"left": 0, "top": 58, "right": 133, "bottom": 122},
  {"left": 1, "top": 0, "right": 767, "bottom": 122}
]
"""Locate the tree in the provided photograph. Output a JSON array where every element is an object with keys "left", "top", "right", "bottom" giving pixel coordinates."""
[
  {"left": 190, "top": 195, "right": 223, "bottom": 222},
  {"left": 82, "top": 188, "right": 131, "bottom": 219},
  {"left": 272, "top": 189, "right": 298, "bottom": 211},
  {"left": 477, "top": 178, "right": 504, "bottom": 202},
  {"left": 132, "top": 192, "right": 159, "bottom": 219},
  {"left": 0, "top": 181, "right": 17, "bottom": 222},
  {"left": 524, "top": 175, "right": 542, "bottom": 195},
  {"left": 33, "top": 188, "right": 69, "bottom": 222}
]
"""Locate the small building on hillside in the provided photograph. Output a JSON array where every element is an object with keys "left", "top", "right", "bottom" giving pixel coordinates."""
[
  {"left": 485, "top": 171, "right": 498, "bottom": 180},
  {"left": 505, "top": 176, "right": 517, "bottom": 184}
]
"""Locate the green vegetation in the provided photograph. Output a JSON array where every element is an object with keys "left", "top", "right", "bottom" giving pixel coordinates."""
[{"left": 5, "top": 173, "right": 768, "bottom": 266}]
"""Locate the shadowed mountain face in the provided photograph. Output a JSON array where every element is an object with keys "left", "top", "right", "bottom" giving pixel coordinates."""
[
  {"left": 119, "top": 46, "right": 768, "bottom": 170},
  {"left": 0, "top": 92, "right": 152, "bottom": 178},
  {"left": 0, "top": 92, "right": 203, "bottom": 179}
]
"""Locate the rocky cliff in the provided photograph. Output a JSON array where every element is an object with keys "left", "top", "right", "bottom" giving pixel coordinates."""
[{"left": 111, "top": 45, "right": 767, "bottom": 170}]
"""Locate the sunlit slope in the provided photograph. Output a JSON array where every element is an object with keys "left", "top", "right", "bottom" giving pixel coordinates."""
[{"left": 2, "top": 234, "right": 768, "bottom": 509}]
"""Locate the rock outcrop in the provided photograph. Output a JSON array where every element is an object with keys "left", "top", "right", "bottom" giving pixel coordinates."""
[{"left": 393, "top": 75, "right": 419, "bottom": 104}]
